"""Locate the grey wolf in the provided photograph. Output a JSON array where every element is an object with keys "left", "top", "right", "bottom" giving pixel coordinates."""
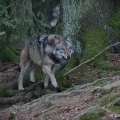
[{"left": 18, "top": 34, "right": 74, "bottom": 90}]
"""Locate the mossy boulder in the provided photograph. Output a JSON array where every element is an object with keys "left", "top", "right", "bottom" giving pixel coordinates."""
[{"left": 23, "top": 91, "right": 35, "bottom": 103}]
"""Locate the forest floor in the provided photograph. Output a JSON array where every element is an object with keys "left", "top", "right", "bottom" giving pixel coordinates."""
[{"left": 0, "top": 53, "right": 120, "bottom": 120}]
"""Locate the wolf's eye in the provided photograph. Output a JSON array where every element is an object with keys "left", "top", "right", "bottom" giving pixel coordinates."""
[
  {"left": 68, "top": 47, "right": 72, "bottom": 52},
  {"left": 60, "top": 50, "right": 64, "bottom": 53}
]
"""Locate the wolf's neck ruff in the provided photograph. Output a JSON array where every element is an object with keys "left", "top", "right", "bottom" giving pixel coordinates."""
[
  {"left": 37, "top": 34, "right": 61, "bottom": 63},
  {"left": 49, "top": 53, "right": 61, "bottom": 63},
  {"left": 37, "top": 34, "right": 49, "bottom": 57}
]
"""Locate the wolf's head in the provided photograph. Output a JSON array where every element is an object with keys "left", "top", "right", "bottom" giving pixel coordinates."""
[{"left": 50, "top": 34, "right": 74, "bottom": 61}]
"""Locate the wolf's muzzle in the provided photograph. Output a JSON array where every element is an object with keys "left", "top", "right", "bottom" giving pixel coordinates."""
[{"left": 64, "top": 56, "right": 70, "bottom": 60}]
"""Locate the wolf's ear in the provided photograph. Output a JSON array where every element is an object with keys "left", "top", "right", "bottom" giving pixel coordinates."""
[
  {"left": 48, "top": 35, "right": 60, "bottom": 44},
  {"left": 65, "top": 34, "right": 71, "bottom": 42},
  {"left": 54, "top": 36, "right": 60, "bottom": 44}
]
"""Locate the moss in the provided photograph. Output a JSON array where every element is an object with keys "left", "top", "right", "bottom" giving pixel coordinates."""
[
  {"left": 98, "top": 93, "right": 119, "bottom": 106},
  {"left": 98, "top": 71, "right": 104, "bottom": 78},
  {"left": 43, "top": 102, "right": 52, "bottom": 109},
  {"left": 0, "top": 85, "right": 7, "bottom": 97},
  {"left": 21, "top": 67, "right": 43, "bottom": 89},
  {"left": 81, "top": 27, "right": 111, "bottom": 70},
  {"left": 110, "top": 71, "right": 120, "bottom": 77},
  {"left": 88, "top": 71, "right": 96, "bottom": 82},
  {"left": 0, "top": 46, "right": 18, "bottom": 62},
  {"left": 23, "top": 91, "right": 35, "bottom": 103},
  {"left": 34, "top": 68, "right": 43, "bottom": 82},
  {"left": 0, "top": 85, "right": 16, "bottom": 97},
  {"left": 108, "top": 6, "right": 120, "bottom": 40},
  {"left": 34, "top": 89, "right": 46, "bottom": 98},
  {"left": 71, "top": 79, "right": 84, "bottom": 86},
  {"left": 55, "top": 53, "right": 79, "bottom": 91},
  {"left": 108, "top": 105, "right": 120, "bottom": 114},
  {"left": 8, "top": 113, "right": 16, "bottom": 120},
  {"left": 79, "top": 110, "right": 106, "bottom": 120},
  {"left": 0, "top": 97, "right": 19, "bottom": 105}
]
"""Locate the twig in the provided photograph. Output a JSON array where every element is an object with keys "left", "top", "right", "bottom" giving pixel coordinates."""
[{"left": 63, "top": 42, "right": 120, "bottom": 76}]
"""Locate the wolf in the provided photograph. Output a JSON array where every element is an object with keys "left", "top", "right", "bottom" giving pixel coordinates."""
[{"left": 18, "top": 34, "right": 74, "bottom": 90}]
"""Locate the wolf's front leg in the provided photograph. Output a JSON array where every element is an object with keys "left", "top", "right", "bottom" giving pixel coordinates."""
[{"left": 43, "top": 65, "right": 58, "bottom": 88}]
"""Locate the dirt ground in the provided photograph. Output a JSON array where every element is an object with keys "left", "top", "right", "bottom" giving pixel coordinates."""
[{"left": 0, "top": 53, "right": 120, "bottom": 119}]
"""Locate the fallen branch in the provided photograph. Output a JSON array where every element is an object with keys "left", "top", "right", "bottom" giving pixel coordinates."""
[{"left": 63, "top": 42, "right": 120, "bottom": 76}]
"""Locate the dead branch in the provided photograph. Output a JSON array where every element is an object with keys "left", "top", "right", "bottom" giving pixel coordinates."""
[{"left": 63, "top": 42, "right": 120, "bottom": 76}]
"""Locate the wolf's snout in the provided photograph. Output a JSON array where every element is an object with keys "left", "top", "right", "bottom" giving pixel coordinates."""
[
  {"left": 65, "top": 56, "right": 70, "bottom": 60},
  {"left": 67, "top": 56, "right": 70, "bottom": 59}
]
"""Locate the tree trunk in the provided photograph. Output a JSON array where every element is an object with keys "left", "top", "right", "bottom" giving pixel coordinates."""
[
  {"left": 54, "top": 0, "right": 120, "bottom": 74},
  {"left": 58, "top": 0, "right": 120, "bottom": 54},
  {"left": 59, "top": 0, "right": 98, "bottom": 58}
]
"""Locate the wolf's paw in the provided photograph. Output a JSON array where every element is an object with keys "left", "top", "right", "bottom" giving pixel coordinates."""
[
  {"left": 52, "top": 81, "right": 58, "bottom": 88},
  {"left": 44, "top": 81, "right": 48, "bottom": 88},
  {"left": 30, "top": 79, "right": 35, "bottom": 82},
  {"left": 19, "top": 86, "right": 25, "bottom": 91}
]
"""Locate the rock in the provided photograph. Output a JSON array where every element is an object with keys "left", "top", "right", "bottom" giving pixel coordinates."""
[
  {"left": 103, "top": 80, "right": 120, "bottom": 90},
  {"left": 114, "top": 97, "right": 120, "bottom": 106},
  {"left": 83, "top": 105, "right": 105, "bottom": 114},
  {"left": 92, "top": 86, "right": 103, "bottom": 94},
  {"left": 34, "top": 82, "right": 44, "bottom": 92},
  {"left": 23, "top": 91, "right": 35, "bottom": 103},
  {"left": 34, "top": 89, "right": 46, "bottom": 98}
]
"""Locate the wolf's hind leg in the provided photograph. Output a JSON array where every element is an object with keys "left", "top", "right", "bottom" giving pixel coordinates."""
[
  {"left": 30, "top": 66, "right": 38, "bottom": 82},
  {"left": 18, "top": 61, "right": 30, "bottom": 90},
  {"left": 18, "top": 48, "right": 30, "bottom": 91},
  {"left": 44, "top": 74, "right": 50, "bottom": 88}
]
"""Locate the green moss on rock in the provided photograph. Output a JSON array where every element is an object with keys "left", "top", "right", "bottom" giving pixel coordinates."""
[
  {"left": 79, "top": 111, "right": 105, "bottom": 120},
  {"left": 79, "top": 106, "right": 106, "bottom": 120},
  {"left": 81, "top": 27, "right": 110, "bottom": 70},
  {"left": 108, "top": 6, "right": 120, "bottom": 40}
]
